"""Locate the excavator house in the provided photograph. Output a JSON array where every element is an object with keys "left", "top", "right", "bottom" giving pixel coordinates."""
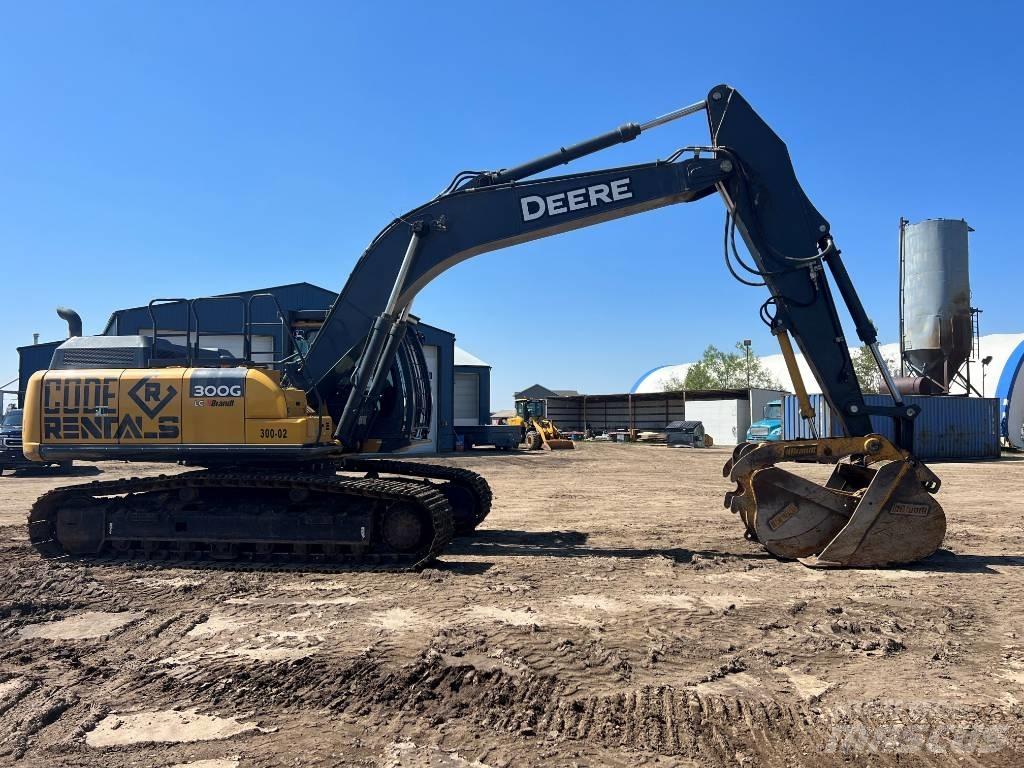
[{"left": 22, "top": 85, "right": 946, "bottom": 569}]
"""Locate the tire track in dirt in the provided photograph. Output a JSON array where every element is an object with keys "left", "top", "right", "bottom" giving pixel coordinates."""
[{"left": 108, "top": 638, "right": 1023, "bottom": 766}]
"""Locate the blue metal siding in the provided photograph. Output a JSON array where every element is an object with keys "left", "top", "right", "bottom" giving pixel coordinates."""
[
  {"left": 16, "top": 341, "right": 63, "bottom": 404},
  {"left": 782, "top": 394, "right": 840, "bottom": 440},
  {"left": 783, "top": 394, "right": 999, "bottom": 459},
  {"left": 418, "top": 323, "right": 455, "bottom": 452}
]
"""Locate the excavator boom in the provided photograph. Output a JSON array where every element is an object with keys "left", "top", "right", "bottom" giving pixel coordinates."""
[{"left": 294, "top": 84, "right": 944, "bottom": 567}]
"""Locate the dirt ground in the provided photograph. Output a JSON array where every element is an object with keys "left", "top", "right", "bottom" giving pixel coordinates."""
[{"left": 0, "top": 443, "right": 1022, "bottom": 767}]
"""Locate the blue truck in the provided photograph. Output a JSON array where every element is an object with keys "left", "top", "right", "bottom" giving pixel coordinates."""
[{"left": 746, "top": 400, "right": 783, "bottom": 442}]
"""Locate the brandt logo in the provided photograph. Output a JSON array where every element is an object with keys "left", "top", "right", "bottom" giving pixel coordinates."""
[
  {"left": 891, "top": 502, "right": 931, "bottom": 517},
  {"left": 769, "top": 502, "right": 800, "bottom": 531}
]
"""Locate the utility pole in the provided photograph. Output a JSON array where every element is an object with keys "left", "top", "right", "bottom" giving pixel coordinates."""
[{"left": 743, "top": 339, "right": 752, "bottom": 388}]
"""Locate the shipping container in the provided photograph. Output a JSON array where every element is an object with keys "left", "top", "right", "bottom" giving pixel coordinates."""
[
  {"left": 782, "top": 394, "right": 999, "bottom": 459},
  {"left": 782, "top": 394, "right": 842, "bottom": 440}
]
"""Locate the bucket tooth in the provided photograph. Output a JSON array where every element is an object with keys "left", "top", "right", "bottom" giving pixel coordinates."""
[{"left": 722, "top": 442, "right": 759, "bottom": 478}]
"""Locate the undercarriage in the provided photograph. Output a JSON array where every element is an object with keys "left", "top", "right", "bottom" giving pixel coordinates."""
[{"left": 29, "top": 459, "right": 491, "bottom": 571}]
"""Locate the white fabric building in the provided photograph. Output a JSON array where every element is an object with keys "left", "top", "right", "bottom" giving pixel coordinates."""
[{"left": 631, "top": 333, "right": 1024, "bottom": 399}]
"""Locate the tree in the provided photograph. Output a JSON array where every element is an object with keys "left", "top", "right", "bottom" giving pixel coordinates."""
[
  {"left": 851, "top": 344, "right": 897, "bottom": 394},
  {"left": 663, "top": 341, "right": 783, "bottom": 392}
]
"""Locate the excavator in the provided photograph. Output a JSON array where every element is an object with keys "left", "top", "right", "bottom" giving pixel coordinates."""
[{"left": 22, "top": 85, "right": 946, "bottom": 570}]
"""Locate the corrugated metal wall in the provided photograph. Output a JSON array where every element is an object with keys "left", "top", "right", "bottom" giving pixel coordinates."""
[
  {"left": 783, "top": 394, "right": 999, "bottom": 459},
  {"left": 544, "top": 394, "right": 754, "bottom": 445},
  {"left": 782, "top": 395, "right": 842, "bottom": 440},
  {"left": 545, "top": 396, "right": 693, "bottom": 433},
  {"left": 544, "top": 398, "right": 583, "bottom": 430}
]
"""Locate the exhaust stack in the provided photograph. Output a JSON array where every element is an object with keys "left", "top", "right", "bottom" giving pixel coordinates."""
[{"left": 56, "top": 307, "right": 83, "bottom": 338}]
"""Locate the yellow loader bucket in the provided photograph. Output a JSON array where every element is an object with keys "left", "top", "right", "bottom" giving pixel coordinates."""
[
  {"left": 542, "top": 438, "right": 575, "bottom": 450},
  {"left": 723, "top": 435, "right": 945, "bottom": 568}
]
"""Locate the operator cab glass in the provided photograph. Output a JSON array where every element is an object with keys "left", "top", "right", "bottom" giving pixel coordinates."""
[
  {"left": 515, "top": 399, "right": 545, "bottom": 419},
  {"left": 764, "top": 402, "right": 782, "bottom": 420},
  {"left": 2, "top": 409, "right": 22, "bottom": 428}
]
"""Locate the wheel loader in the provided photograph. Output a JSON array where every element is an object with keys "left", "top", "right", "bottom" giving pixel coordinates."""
[
  {"left": 21, "top": 85, "right": 946, "bottom": 569},
  {"left": 508, "top": 398, "right": 574, "bottom": 450}
]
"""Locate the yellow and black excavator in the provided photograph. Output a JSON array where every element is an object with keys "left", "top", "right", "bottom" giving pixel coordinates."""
[
  {"left": 22, "top": 85, "right": 946, "bottom": 570},
  {"left": 508, "top": 398, "right": 574, "bottom": 450}
]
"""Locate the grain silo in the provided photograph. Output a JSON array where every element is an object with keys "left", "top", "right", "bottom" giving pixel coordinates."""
[{"left": 899, "top": 218, "right": 976, "bottom": 392}]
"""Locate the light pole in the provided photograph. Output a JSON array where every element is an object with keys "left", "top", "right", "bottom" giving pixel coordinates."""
[
  {"left": 743, "top": 339, "right": 752, "bottom": 389},
  {"left": 982, "top": 355, "right": 993, "bottom": 396}
]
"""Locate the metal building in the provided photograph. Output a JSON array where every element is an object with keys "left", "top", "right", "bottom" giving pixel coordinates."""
[
  {"left": 996, "top": 337, "right": 1024, "bottom": 449},
  {"left": 103, "top": 282, "right": 338, "bottom": 366},
  {"left": 523, "top": 387, "right": 785, "bottom": 446}
]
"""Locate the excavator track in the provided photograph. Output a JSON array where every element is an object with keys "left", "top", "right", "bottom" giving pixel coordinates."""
[
  {"left": 28, "top": 470, "right": 454, "bottom": 571},
  {"left": 339, "top": 457, "right": 492, "bottom": 535}
]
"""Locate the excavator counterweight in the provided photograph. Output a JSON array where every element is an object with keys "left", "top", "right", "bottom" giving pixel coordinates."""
[{"left": 21, "top": 84, "right": 945, "bottom": 569}]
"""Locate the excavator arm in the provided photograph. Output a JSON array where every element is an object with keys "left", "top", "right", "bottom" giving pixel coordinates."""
[{"left": 295, "top": 84, "right": 945, "bottom": 567}]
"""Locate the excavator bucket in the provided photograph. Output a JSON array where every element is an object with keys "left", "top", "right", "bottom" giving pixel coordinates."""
[{"left": 723, "top": 435, "right": 945, "bottom": 567}]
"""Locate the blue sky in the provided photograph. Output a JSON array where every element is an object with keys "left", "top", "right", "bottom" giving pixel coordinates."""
[{"left": 1, "top": 1, "right": 1019, "bottom": 409}]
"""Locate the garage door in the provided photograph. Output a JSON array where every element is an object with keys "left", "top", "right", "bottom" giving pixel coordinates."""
[
  {"left": 454, "top": 372, "right": 480, "bottom": 426},
  {"left": 400, "top": 344, "right": 438, "bottom": 455}
]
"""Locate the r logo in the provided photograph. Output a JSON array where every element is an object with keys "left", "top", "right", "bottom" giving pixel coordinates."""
[{"left": 128, "top": 377, "right": 178, "bottom": 418}]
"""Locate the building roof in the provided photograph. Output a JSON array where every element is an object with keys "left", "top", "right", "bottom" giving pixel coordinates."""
[
  {"left": 112, "top": 281, "right": 338, "bottom": 315},
  {"left": 101, "top": 282, "right": 339, "bottom": 334},
  {"left": 515, "top": 384, "right": 568, "bottom": 400},
  {"left": 556, "top": 388, "right": 782, "bottom": 403},
  {"left": 16, "top": 338, "right": 64, "bottom": 354},
  {"left": 454, "top": 346, "right": 489, "bottom": 367},
  {"left": 491, "top": 409, "right": 516, "bottom": 419}
]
